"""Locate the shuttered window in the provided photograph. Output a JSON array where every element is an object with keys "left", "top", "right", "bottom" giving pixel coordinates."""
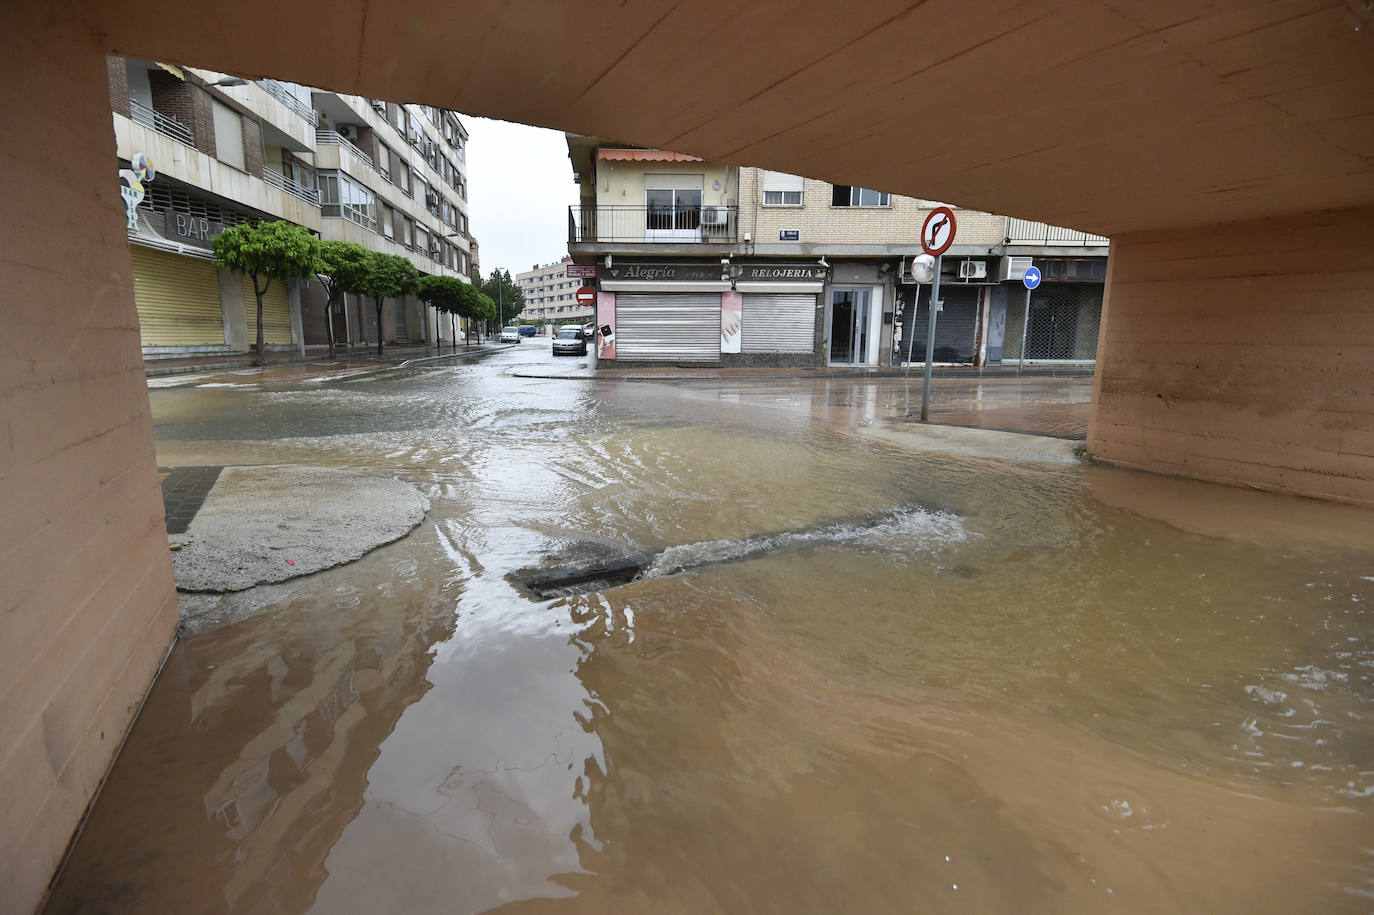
[
  {"left": 242, "top": 275, "right": 293, "bottom": 344},
  {"left": 903, "top": 286, "right": 978, "bottom": 363},
  {"left": 130, "top": 246, "right": 225, "bottom": 347},
  {"left": 762, "top": 171, "right": 804, "bottom": 206},
  {"left": 614, "top": 294, "right": 721, "bottom": 362},
  {"left": 741, "top": 294, "right": 816, "bottom": 353}
]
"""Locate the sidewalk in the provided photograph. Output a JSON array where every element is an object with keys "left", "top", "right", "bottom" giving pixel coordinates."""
[{"left": 147, "top": 342, "right": 511, "bottom": 388}]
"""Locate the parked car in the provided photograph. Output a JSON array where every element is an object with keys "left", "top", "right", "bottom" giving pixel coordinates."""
[
  {"left": 582, "top": 322, "right": 596, "bottom": 340},
  {"left": 499, "top": 326, "right": 522, "bottom": 343},
  {"left": 518, "top": 325, "right": 538, "bottom": 337},
  {"left": 552, "top": 325, "right": 588, "bottom": 356}
]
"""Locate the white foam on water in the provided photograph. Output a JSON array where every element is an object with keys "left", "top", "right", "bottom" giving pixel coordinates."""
[{"left": 640, "top": 507, "right": 969, "bottom": 579}]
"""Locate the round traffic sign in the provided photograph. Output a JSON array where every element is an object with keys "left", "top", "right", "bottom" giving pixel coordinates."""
[
  {"left": 575, "top": 285, "right": 596, "bottom": 307},
  {"left": 920, "top": 206, "right": 957, "bottom": 257},
  {"left": 1022, "top": 266, "right": 1042, "bottom": 290}
]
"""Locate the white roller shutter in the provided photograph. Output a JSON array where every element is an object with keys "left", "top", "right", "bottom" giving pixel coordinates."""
[
  {"left": 615, "top": 294, "right": 721, "bottom": 361},
  {"left": 741, "top": 294, "right": 816, "bottom": 354},
  {"left": 130, "top": 246, "right": 225, "bottom": 347}
]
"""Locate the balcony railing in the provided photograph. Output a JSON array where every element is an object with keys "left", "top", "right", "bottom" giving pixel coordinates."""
[
  {"left": 263, "top": 166, "right": 320, "bottom": 206},
  {"left": 315, "top": 129, "right": 374, "bottom": 168},
  {"left": 129, "top": 99, "right": 194, "bottom": 147},
  {"left": 568, "top": 205, "right": 738, "bottom": 244},
  {"left": 257, "top": 79, "right": 320, "bottom": 126},
  {"left": 1006, "top": 217, "right": 1109, "bottom": 247}
]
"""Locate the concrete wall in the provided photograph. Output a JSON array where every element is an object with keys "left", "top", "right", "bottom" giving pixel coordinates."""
[
  {"left": 1089, "top": 206, "right": 1374, "bottom": 506},
  {"left": 738, "top": 169, "right": 1008, "bottom": 249},
  {"left": 595, "top": 158, "right": 734, "bottom": 209},
  {"left": 0, "top": 12, "right": 180, "bottom": 914}
]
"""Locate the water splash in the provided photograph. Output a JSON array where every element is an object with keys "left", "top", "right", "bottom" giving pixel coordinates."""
[{"left": 641, "top": 506, "right": 968, "bottom": 579}]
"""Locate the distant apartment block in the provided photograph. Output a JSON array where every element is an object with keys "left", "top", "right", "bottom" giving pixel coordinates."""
[{"left": 109, "top": 58, "right": 475, "bottom": 357}]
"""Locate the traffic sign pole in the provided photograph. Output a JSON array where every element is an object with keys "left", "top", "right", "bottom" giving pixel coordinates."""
[
  {"left": 1017, "top": 266, "right": 1041, "bottom": 371},
  {"left": 920, "top": 255, "right": 943, "bottom": 422}
]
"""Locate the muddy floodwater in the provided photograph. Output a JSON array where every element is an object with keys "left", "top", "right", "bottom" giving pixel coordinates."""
[{"left": 47, "top": 347, "right": 1374, "bottom": 913}]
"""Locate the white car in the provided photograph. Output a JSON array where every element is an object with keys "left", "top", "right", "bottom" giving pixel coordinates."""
[{"left": 499, "top": 326, "right": 521, "bottom": 343}]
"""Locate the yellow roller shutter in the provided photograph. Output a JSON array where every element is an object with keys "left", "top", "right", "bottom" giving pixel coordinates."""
[
  {"left": 242, "top": 275, "right": 293, "bottom": 345},
  {"left": 130, "top": 246, "right": 225, "bottom": 347}
]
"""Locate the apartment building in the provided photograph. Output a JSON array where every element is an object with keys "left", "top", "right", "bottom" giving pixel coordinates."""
[
  {"left": 109, "top": 58, "right": 473, "bottom": 358},
  {"left": 566, "top": 136, "right": 1108, "bottom": 368},
  {"left": 516, "top": 256, "right": 594, "bottom": 327}
]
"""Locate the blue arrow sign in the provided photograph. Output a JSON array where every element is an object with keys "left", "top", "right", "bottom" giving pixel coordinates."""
[{"left": 1022, "top": 266, "right": 1042, "bottom": 290}]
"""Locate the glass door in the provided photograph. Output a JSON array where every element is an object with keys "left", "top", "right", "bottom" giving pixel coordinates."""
[
  {"left": 828, "top": 288, "right": 871, "bottom": 364},
  {"left": 645, "top": 188, "right": 702, "bottom": 242}
]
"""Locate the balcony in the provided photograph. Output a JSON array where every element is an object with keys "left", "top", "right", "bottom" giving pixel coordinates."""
[
  {"left": 568, "top": 205, "right": 738, "bottom": 246},
  {"left": 256, "top": 79, "right": 319, "bottom": 126},
  {"left": 263, "top": 166, "right": 319, "bottom": 206},
  {"left": 315, "top": 129, "right": 374, "bottom": 169},
  {"left": 1006, "top": 217, "right": 1109, "bottom": 247},
  {"left": 129, "top": 99, "right": 193, "bottom": 147}
]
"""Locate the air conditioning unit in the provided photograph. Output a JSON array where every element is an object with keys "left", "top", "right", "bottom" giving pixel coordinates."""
[
  {"left": 999, "top": 255, "right": 1033, "bottom": 282},
  {"left": 370, "top": 99, "right": 386, "bottom": 113},
  {"left": 447, "top": 136, "right": 459, "bottom": 148},
  {"left": 700, "top": 206, "right": 728, "bottom": 226},
  {"left": 430, "top": 244, "right": 441, "bottom": 256},
  {"left": 337, "top": 125, "right": 359, "bottom": 141},
  {"left": 958, "top": 259, "right": 988, "bottom": 280},
  {"left": 426, "top": 191, "right": 440, "bottom": 206},
  {"left": 408, "top": 127, "right": 421, "bottom": 146}
]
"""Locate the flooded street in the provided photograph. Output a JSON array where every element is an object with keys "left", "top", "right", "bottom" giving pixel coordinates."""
[{"left": 48, "top": 346, "right": 1374, "bottom": 913}]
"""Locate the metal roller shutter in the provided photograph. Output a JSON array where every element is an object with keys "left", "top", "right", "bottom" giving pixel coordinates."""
[
  {"left": 903, "top": 286, "right": 979, "bottom": 363},
  {"left": 614, "top": 294, "right": 721, "bottom": 361},
  {"left": 130, "top": 246, "right": 225, "bottom": 347},
  {"left": 242, "top": 275, "right": 293, "bottom": 345},
  {"left": 393, "top": 300, "right": 409, "bottom": 343},
  {"left": 740, "top": 294, "right": 816, "bottom": 353}
]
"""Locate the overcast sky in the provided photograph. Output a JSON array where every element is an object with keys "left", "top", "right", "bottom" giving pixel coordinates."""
[{"left": 462, "top": 116, "right": 579, "bottom": 279}]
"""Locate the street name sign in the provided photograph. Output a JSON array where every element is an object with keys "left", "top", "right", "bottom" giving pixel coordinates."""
[
  {"left": 566, "top": 265, "right": 597, "bottom": 278},
  {"left": 920, "top": 206, "right": 957, "bottom": 257}
]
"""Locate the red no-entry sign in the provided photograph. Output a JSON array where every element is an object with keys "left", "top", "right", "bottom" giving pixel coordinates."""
[
  {"left": 575, "top": 286, "right": 596, "bottom": 307},
  {"left": 920, "top": 206, "right": 957, "bottom": 257}
]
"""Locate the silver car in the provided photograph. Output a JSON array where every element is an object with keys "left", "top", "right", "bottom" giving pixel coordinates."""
[
  {"left": 499, "top": 326, "right": 521, "bottom": 343},
  {"left": 552, "top": 326, "right": 587, "bottom": 356}
]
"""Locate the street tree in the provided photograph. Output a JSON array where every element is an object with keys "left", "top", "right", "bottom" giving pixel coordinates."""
[
  {"left": 416, "top": 274, "right": 467, "bottom": 347},
  {"left": 453, "top": 281, "right": 491, "bottom": 348},
  {"left": 478, "top": 267, "right": 524, "bottom": 330},
  {"left": 356, "top": 252, "right": 419, "bottom": 355},
  {"left": 213, "top": 220, "right": 319, "bottom": 365},
  {"left": 315, "top": 240, "right": 369, "bottom": 357}
]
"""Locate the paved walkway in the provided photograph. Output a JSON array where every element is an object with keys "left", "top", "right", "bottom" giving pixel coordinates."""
[{"left": 147, "top": 343, "right": 512, "bottom": 389}]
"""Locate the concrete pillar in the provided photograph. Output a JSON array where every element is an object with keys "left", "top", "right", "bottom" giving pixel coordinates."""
[
  {"left": 1088, "top": 206, "right": 1374, "bottom": 506},
  {"left": 219, "top": 266, "right": 249, "bottom": 352},
  {"left": 0, "top": 6, "right": 181, "bottom": 913}
]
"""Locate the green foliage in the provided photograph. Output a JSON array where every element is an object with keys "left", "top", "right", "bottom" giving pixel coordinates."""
[
  {"left": 212, "top": 220, "right": 319, "bottom": 290},
  {"left": 357, "top": 251, "right": 420, "bottom": 302},
  {"left": 478, "top": 267, "right": 525, "bottom": 316},
  {"left": 416, "top": 274, "right": 467, "bottom": 314},
  {"left": 316, "top": 240, "right": 370, "bottom": 299}
]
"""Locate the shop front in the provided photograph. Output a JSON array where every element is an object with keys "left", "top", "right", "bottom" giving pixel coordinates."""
[{"left": 595, "top": 261, "right": 827, "bottom": 367}]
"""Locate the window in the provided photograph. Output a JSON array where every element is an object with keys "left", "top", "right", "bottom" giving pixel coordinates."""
[
  {"left": 401, "top": 216, "right": 413, "bottom": 247},
  {"left": 381, "top": 204, "right": 395, "bottom": 239},
  {"left": 396, "top": 160, "right": 411, "bottom": 195},
  {"left": 376, "top": 143, "right": 391, "bottom": 181},
  {"left": 412, "top": 173, "right": 427, "bottom": 202},
  {"left": 212, "top": 100, "right": 245, "bottom": 171},
  {"left": 456, "top": 174, "right": 466, "bottom": 201},
  {"left": 762, "top": 170, "right": 804, "bottom": 206},
  {"left": 831, "top": 185, "right": 890, "bottom": 207},
  {"left": 317, "top": 170, "right": 376, "bottom": 230},
  {"left": 416, "top": 225, "right": 430, "bottom": 255}
]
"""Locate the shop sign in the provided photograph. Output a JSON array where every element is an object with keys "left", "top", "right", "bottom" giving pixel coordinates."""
[
  {"left": 118, "top": 153, "right": 155, "bottom": 231},
  {"left": 165, "top": 209, "right": 224, "bottom": 249},
  {"left": 602, "top": 262, "right": 826, "bottom": 283}
]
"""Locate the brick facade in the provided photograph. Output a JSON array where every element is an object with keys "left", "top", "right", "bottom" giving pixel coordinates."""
[
  {"left": 241, "top": 116, "right": 264, "bottom": 178},
  {"left": 148, "top": 70, "right": 215, "bottom": 157},
  {"left": 105, "top": 55, "right": 129, "bottom": 117}
]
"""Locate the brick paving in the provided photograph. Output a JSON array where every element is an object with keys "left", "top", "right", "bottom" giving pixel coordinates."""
[{"left": 160, "top": 466, "right": 223, "bottom": 534}]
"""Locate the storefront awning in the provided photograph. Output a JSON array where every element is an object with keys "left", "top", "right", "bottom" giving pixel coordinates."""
[{"left": 597, "top": 149, "right": 702, "bottom": 163}]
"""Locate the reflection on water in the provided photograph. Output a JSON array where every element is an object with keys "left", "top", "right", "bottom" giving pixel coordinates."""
[{"left": 48, "top": 351, "right": 1374, "bottom": 913}]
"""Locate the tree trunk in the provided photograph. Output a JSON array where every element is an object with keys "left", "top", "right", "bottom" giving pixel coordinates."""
[
  {"left": 374, "top": 297, "right": 385, "bottom": 356},
  {"left": 254, "top": 274, "right": 268, "bottom": 367},
  {"left": 325, "top": 287, "right": 338, "bottom": 359}
]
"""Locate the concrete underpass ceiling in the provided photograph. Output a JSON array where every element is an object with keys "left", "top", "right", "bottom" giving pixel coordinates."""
[{"left": 90, "top": 0, "right": 1374, "bottom": 236}]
